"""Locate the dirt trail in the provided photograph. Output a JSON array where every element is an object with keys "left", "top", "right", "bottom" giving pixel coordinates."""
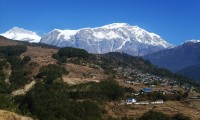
[{"left": 12, "top": 80, "right": 36, "bottom": 96}]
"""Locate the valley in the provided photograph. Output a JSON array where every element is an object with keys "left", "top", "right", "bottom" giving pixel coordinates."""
[
  {"left": 0, "top": 36, "right": 200, "bottom": 119},
  {"left": 1, "top": 0, "right": 200, "bottom": 119}
]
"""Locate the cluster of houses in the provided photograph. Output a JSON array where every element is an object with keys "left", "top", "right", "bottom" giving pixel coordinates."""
[
  {"left": 117, "top": 66, "right": 196, "bottom": 105},
  {"left": 120, "top": 67, "right": 185, "bottom": 95},
  {"left": 121, "top": 68, "right": 178, "bottom": 87},
  {"left": 122, "top": 87, "right": 164, "bottom": 105},
  {"left": 125, "top": 98, "right": 164, "bottom": 105},
  {"left": 120, "top": 67, "right": 193, "bottom": 91}
]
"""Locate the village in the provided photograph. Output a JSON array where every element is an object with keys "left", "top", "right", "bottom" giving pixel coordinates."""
[{"left": 115, "top": 67, "right": 199, "bottom": 106}]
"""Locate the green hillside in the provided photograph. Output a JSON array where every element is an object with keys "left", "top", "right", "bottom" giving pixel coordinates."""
[{"left": 0, "top": 38, "right": 197, "bottom": 119}]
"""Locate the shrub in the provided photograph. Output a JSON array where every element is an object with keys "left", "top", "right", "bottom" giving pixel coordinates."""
[
  {"left": 0, "top": 45, "right": 27, "bottom": 56},
  {"left": 172, "top": 113, "right": 191, "bottom": 120},
  {"left": 0, "top": 94, "right": 16, "bottom": 110},
  {"left": 7, "top": 56, "right": 23, "bottom": 69},
  {"left": 139, "top": 110, "right": 170, "bottom": 120},
  {"left": 38, "top": 64, "right": 68, "bottom": 84},
  {"left": 57, "top": 47, "right": 89, "bottom": 59},
  {"left": 0, "top": 71, "right": 6, "bottom": 82},
  {"left": 19, "top": 83, "right": 104, "bottom": 120},
  {"left": 139, "top": 110, "right": 191, "bottom": 120},
  {"left": 52, "top": 53, "right": 60, "bottom": 60},
  {"left": 0, "top": 60, "right": 7, "bottom": 70},
  {"left": 23, "top": 56, "right": 31, "bottom": 63},
  {"left": 69, "top": 80, "right": 124, "bottom": 101},
  {"left": 9, "top": 68, "right": 31, "bottom": 89}
]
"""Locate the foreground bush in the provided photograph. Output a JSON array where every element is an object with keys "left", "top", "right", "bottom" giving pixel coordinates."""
[{"left": 139, "top": 110, "right": 191, "bottom": 120}]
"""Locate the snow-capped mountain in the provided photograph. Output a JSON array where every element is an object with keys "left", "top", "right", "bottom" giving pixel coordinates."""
[
  {"left": 1, "top": 23, "right": 172, "bottom": 56},
  {"left": 1, "top": 27, "right": 41, "bottom": 43},
  {"left": 184, "top": 39, "right": 200, "bottom": 44},
  {"left": 40, "top": 23, "right": 172, "bottom": 56}
]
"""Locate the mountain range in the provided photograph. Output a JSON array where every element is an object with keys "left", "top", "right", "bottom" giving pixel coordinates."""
[
  {"left": 144, "top": 41, "right": 200, "bottom": 72},
  {"left": 1, "top": 23, "right": 200, "bottom": 82},
  {"left": 144, "top": 40, "right": 200, "bottom": 81},
  {"left": 0, "top": 23, "right": 172, "bottom": 56}
]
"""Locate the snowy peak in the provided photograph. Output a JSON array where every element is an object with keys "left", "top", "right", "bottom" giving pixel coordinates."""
[
  {"left": 101, "top": 23, "right": 130, "bottom": 29},
  {"left": 99, "top": 23, "right": 171, "bottom": 48},
  {"left": 1, "top": 27, "right": 41, "bottom": 43},
  {"left": 7, "top": 27, "right": 34, "bottom": 34},
  {"left": 181, "top": 40, "right": 200, "bottom": 46},
  {"left": 40, "top": 23, "right": 172, "bottom": 56},
  {"left": 50, "top": 29, "right": 79, "bottom": 40},
  {"left": 184, "top": 39, "right": 200, "bottom": 44}
]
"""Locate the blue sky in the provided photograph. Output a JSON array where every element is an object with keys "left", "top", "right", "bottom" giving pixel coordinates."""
[{"left": 0, "top": 0, "right": 200, "bottom": 45}]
